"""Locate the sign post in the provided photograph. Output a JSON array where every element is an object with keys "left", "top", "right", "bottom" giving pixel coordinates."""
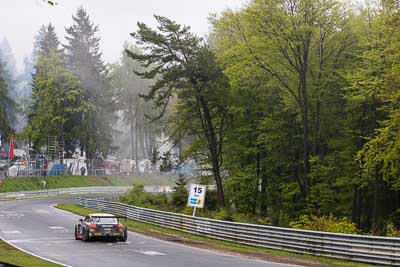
[{"left": 187, "top": 184, "right": 206, "bottom": 217}]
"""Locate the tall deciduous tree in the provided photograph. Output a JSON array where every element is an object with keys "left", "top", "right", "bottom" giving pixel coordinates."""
[{"left": 212, "top": 0, "right": 351, "bottom": 199}]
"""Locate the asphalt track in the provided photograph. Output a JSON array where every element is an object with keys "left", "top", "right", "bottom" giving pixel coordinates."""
[{"left": 0, "top": 197, "right": 301, "bottom": 267}]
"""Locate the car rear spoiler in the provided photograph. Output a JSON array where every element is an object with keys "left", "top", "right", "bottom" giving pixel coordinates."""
[{"left": 91, "top": 215, "right": 127, "bottom": 220}]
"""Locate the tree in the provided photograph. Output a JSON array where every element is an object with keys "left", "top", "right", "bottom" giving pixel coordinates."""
[
  {"left": 0, "top": 38, "right": 17, "bottom": 129},
  {"left": 127, "top": 16, "right": 231, "bottom": 206},
  {"left": 63, "top": 7, "right": 113, "bottom": 158},
  {"left": 159, "top": 151, "right": 173, "bottom": 173},
  {"left": 171, "top": 174, "right": 188, "bottom": 209},
  {"left": 0, "top": 61, "right": 13, "bottom": 143},
  {"left": 25, "top": 50, "right": 93, "bottom": 153},
  {"left": 110, "top": 44, "right": 158, "bottom": 166},
  {"left": 34, "top": 24, "right": 63, "bottom": 59},
  {"left": 351, "top": 1, "right": 400, "bottom": 231},
  {"left": 26, "top": 24, "right": 93, "bottom": 154},
  {"left": 212, "top": 0, "right": 352, "bottom": 200}
]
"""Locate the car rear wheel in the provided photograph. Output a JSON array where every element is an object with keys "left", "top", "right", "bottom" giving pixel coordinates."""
[
  {"left": 120, "top": 230, "right": 128, "bottom": 242},
  {"left": 74, "top": 225, "right": 79, "bottom": 240},
  {"left": 82, "top": 228, "right": 90, "bottom": 242}
]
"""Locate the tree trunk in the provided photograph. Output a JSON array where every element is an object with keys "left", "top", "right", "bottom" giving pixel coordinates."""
[
  {"left": 372, "top": 165, "right": 381, "bottom": 233},
  {"left": 301, "top": 74, "right": 310, "bottom": 196},
  {"left": 198, "top": 95, "right": 225, "bottom": 207},
  {"left": 352, "top": 184, "right": 361, "bottom": 228},
  {"left": 134, "top": 116, "right": 139, "bottom": 171},
  {"left": 130, "top": 109, "right": 134, "bottom": 161}
]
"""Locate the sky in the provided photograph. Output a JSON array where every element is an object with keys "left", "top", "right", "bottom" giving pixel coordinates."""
[{"left": 0, "top": 0, "right": 248, "bottom": 72}]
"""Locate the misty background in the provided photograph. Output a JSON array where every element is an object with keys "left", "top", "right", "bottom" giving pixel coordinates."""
[{"left": 1, "top": 0, "right": 246, "bottom": 71}]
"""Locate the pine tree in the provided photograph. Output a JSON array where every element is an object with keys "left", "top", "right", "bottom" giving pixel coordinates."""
[
  {"left": 0, "top": 38, "right": 17, "bottom": 128},
  {"left": 34, "top": 24, "right": 62, "bottom": 58},
  {"left": 171, "top": 174, "right": 188, "bottom": 209},
  {"left": 128, "top": 16, "right": 231, "bottom": 207},
  {"left": 0, "top": 61, "right": 12, "bottom": 144},
  {"left": 63, "top": 7, "right": 113, "bottom": 158},
  {"left": 25, "top": 51, "right": 93, "bottom": 154}
]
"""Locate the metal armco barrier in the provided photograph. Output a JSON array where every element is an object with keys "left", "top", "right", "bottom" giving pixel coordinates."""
[
  {"left": 78, "top": 197, "right": 400, "bottom": 266},
  {"left": 0, "top": 186, "right": 132, "bottom": 201},
  {"left": 0, "top": 185, "right": 173, "bottom": 201}
]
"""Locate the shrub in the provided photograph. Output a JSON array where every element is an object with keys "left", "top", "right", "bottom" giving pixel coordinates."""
[
  {"left": 119, "top": 183, "right": 169, "bottom": 209},
  {"left": 171, "top": 174, "right": 188, "bottom": 210},
  {"left": 386, "top": 223, "right": 400, "bottom": 237},
  {"left": 289, "top": 214, "right": 358, "bottom": 234},
  {"left": 119, "top": 183, "right": 147, "bottom": 206},
  {"left": 204, "top": 190, "right": 218, "bottom": 211},
  {"left": 213, "top": 209, "right": 233, "bottom": 221}
]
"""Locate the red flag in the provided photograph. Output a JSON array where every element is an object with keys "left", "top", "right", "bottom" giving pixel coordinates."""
[{"left": 9, "top": 135, "right": 14, "bottom": 160}]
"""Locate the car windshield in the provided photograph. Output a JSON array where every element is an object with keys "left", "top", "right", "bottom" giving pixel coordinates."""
[{"left": 92, "top": 217, "right": 118, "bottom": 224}]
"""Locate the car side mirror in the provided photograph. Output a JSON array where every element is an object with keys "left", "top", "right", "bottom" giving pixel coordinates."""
[{"left": 79, "top": 219, "right": 83, "bottom": 222}]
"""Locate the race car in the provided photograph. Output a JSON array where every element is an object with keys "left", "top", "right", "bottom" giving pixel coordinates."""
[{"left": 74, "top": 213, "right": 128, "bottom": 242}]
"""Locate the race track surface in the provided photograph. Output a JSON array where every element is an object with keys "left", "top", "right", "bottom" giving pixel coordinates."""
[{"left": 0, "top": 197, "right": 301, "bottom": 267}]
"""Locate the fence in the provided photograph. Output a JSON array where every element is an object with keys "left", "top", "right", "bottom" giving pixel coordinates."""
[
  {"left": 0, "top": 158, "right": 177, "bottom": 179},
  {"left": 78, "top": 197, "right": 400, "bottom": 266},
  {"left": 0, "top": 186, "right": 174, "bottom": 201}
]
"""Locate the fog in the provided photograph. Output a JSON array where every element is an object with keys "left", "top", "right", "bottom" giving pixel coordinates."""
[{"left": 0, "top": 0, "right": 247, "bottom": 71}]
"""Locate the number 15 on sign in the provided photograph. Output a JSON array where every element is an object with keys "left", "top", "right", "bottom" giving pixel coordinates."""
[{"left": 187, "top": 184, "right": 206, "bottom": 216}]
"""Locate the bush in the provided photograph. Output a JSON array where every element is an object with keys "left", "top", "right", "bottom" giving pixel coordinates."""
[
  {"left": 386, "top": 223, "right": 400, "bottom": 237},
  {"left": 289, "top": 214, "right": 358, "bottom": 234},
  {"left": 204, "top": 190, "right": 218, "bottom": 211},
  {"left": 119, "top": 183, "right": 147, "bottom": 206},
  {"left": 119, "top": 183, "right": 169, "bottom": 210},
  {"left": 213, "top": 209, "right": 233, "bottom": 221},
  {"left": 171, "top": 175, "right": 188, "bottom": 210}
]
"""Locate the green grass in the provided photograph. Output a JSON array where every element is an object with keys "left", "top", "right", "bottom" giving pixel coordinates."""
[
  {"left": 0, "top": 240, "right": 61, "bottom": 267},
  {"left": 0, "top": 175, "right": 175, "bottom": 193},
  {"left": 56, "top": 203, "right": 384, "bottom": 267}
]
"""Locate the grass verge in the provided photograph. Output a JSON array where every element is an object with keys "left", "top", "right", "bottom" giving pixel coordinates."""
[
  {"left": 0, "top": 175, "right": 175, "bottom": 193},
  {"left": 0, "top": 240, "right": 61, "bottom": 267},
  {"left": 56, "top": 203, "right": 384, "bottom": 267}
]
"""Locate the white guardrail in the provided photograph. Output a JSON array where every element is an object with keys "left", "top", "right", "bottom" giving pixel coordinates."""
[
  {"left": 78, "top": 197, "right": 400, "bottom": 266},
  {"left": 0, "top": 186, "right": 172, "bottom": 201}
]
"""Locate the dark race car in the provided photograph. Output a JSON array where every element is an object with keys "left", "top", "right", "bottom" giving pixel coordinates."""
[{"left": 75, "top": 213, "right": 128, "bottom": 242}]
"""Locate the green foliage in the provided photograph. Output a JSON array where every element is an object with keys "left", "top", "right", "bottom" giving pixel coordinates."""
[
  {"left": 0, "top": 240, "right": 60, "bottom": 267},
  {"left": 110, "top": 44, "right": 159, "bottom": 162},
  {"left": 63, "top": 7, "right": 113, "bottom": 158},
  {"left": 24, "top": 50, "right": 92, "bottom": 151},
  {"left": 0, "top": 62, "right": 12, "bottom": 139},
  {"left": 385, "top": 223, "right": 400, "bottom": 237},
  {"left": 171, "top": 175, "right": 188, "bottom": 209},
  {"left": 0, "top": 175, "right": 173, "bottom": 193},
  {"left": 13, "top": 0, "right": 400, "bottom": 235},
  {"left": 119, "top": 184, "right": 169, "bottom": 210},
  {"left": 128, "top": 15, "right": 231, "bottom": 206},
  {"left": 213, "top": 209, "right": 233, "bottom": 221},
  {"left": 290, "top": 214, "right": 358, "bottom": 234},
  {"left": 159, "top": 151, "right": 173, "bottom": 173}
]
